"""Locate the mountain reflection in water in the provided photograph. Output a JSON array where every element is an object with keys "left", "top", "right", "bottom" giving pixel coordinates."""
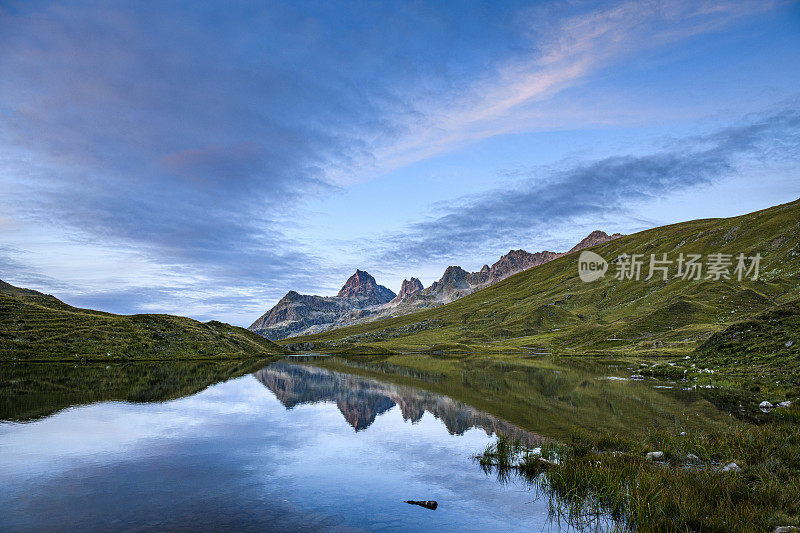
[
  {"left": 2, "top": 355, "right": 743, "bottom": 532},
  {"left": 255, "top": 362, "right": 545, "bottom": 446},
  {"left": 0, "top": 358, "right": 589, "bottom": 532}
]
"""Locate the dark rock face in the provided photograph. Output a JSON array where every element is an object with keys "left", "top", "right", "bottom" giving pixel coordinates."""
[
  {"left": 337, "top": 269, "right": 396, "bottom": 303},
  {"left": 252, "top": 291, "right": 338, "bottom": 326},
  {"left": 248, "top": 291, "right": 352, "bottom": 340},
  {"left": 405, "top": 501, "right": 438, "bottom": 510}
]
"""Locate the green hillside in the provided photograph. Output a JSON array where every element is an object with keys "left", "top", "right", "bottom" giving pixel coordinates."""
[
  {"left": 0, "top": 280, "right": 286, "bottom": 360},
  {"left": 287, "top": 199, "right": 800, "bottom": 365}
]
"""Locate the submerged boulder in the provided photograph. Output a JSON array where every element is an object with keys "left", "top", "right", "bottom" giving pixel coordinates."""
[{"left": 405, "top": 500, "right": 438, "bottom": 510}]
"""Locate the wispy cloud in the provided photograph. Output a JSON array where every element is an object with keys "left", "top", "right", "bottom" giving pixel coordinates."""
[
  {"left": 363, "top": 0, "right": 783, "bottom": 178},
  {"left": 375, "top": 107, "right": 800, "bottom": 266}
]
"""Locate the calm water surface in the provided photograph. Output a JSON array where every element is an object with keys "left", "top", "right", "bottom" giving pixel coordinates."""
[{"left": 0, "top": 356, "right": 738, "bottom": 532}]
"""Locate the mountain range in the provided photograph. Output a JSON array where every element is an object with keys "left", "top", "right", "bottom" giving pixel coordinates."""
[
  {"left": 248, "top": 230, "right": 622, "bottom": 340},
  {"left": 3, "top": 199, "right": 798, "bottom": 372},
  {"left": 280, "top": 198, "right": 800, "bottom": 369}
]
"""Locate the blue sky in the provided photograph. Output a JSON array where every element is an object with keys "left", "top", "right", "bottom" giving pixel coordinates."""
[{"left": 1, "top": 0, "right": 799, "bottom": 326}]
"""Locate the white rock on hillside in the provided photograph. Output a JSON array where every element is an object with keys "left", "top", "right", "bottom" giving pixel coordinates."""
[{"left": 721, "top": 462, "right": 741, "bottom": 472}]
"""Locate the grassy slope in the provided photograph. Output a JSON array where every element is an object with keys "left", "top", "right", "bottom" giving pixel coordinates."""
[
  {"left": 287, "top": 199, "right": 800, "bottom": 364},
  {"left": 694, "top": 298, "right": 799, "bottom": 369},
  {"left": 0, "top": 280, "right": 286, "bottom": 360}
]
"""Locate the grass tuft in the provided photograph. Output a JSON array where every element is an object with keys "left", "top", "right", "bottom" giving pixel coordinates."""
[{"left": 479, "top": 424, "right": 800, "bottom": 532}]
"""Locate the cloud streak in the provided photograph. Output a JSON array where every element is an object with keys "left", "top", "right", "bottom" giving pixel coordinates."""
[
  {"left": 365, "top": 0, "right": 783, "bottom": 176},
  {"left": 376, "top": 107, "right": 800, "bottom": 266}
]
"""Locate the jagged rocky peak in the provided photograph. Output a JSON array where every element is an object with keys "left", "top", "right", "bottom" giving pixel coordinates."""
[
  {"left": 441, "top": 265, "right": 468, "bottom": 282},
  {"left": 489, "top": 249, "right": 557, "bottom": 282},
  {"left": 428, "top": 265, "right": 472, "bottom": 295},
  {"left": 567, "top": 230, "right": 623, "bottom": 254},
  {"left": 337, "top": 269, "right": 396, "bottom": 302},
  {"left": 402, "top": 277, "right": 424, "bottom": 293},
  {"left": 393, "top": 277, "right": 424, "bottom": 303},
  {"left": 492, "top": 249, "right": 536, "bottom": 270},
  {"left": 281, "top": 290, "right": 301, "bottom": 301}
]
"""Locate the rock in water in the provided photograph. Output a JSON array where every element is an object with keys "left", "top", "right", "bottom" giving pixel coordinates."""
[
  {"left": 759, "top": 401, "right": 774, "bottom": 412},
  {"left": 405, "top": 500, "right": 438, "bottom": 510}
]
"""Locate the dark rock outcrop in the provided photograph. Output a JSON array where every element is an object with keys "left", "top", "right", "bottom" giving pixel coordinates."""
[
  {"left": 248, "top": 291, "right": 353, "bottom": 340},
  {"left": 405, "top": 501, "right": 438, "bottom": 510}
]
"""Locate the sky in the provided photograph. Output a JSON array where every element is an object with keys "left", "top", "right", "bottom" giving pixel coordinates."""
[{"left": 1, "top": 0, "right": 799, "bottom": 326}]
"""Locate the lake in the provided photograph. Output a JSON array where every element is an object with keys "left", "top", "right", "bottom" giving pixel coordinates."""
[{"left": 0, "top": 355, "right": 743, "bottom": 532}]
